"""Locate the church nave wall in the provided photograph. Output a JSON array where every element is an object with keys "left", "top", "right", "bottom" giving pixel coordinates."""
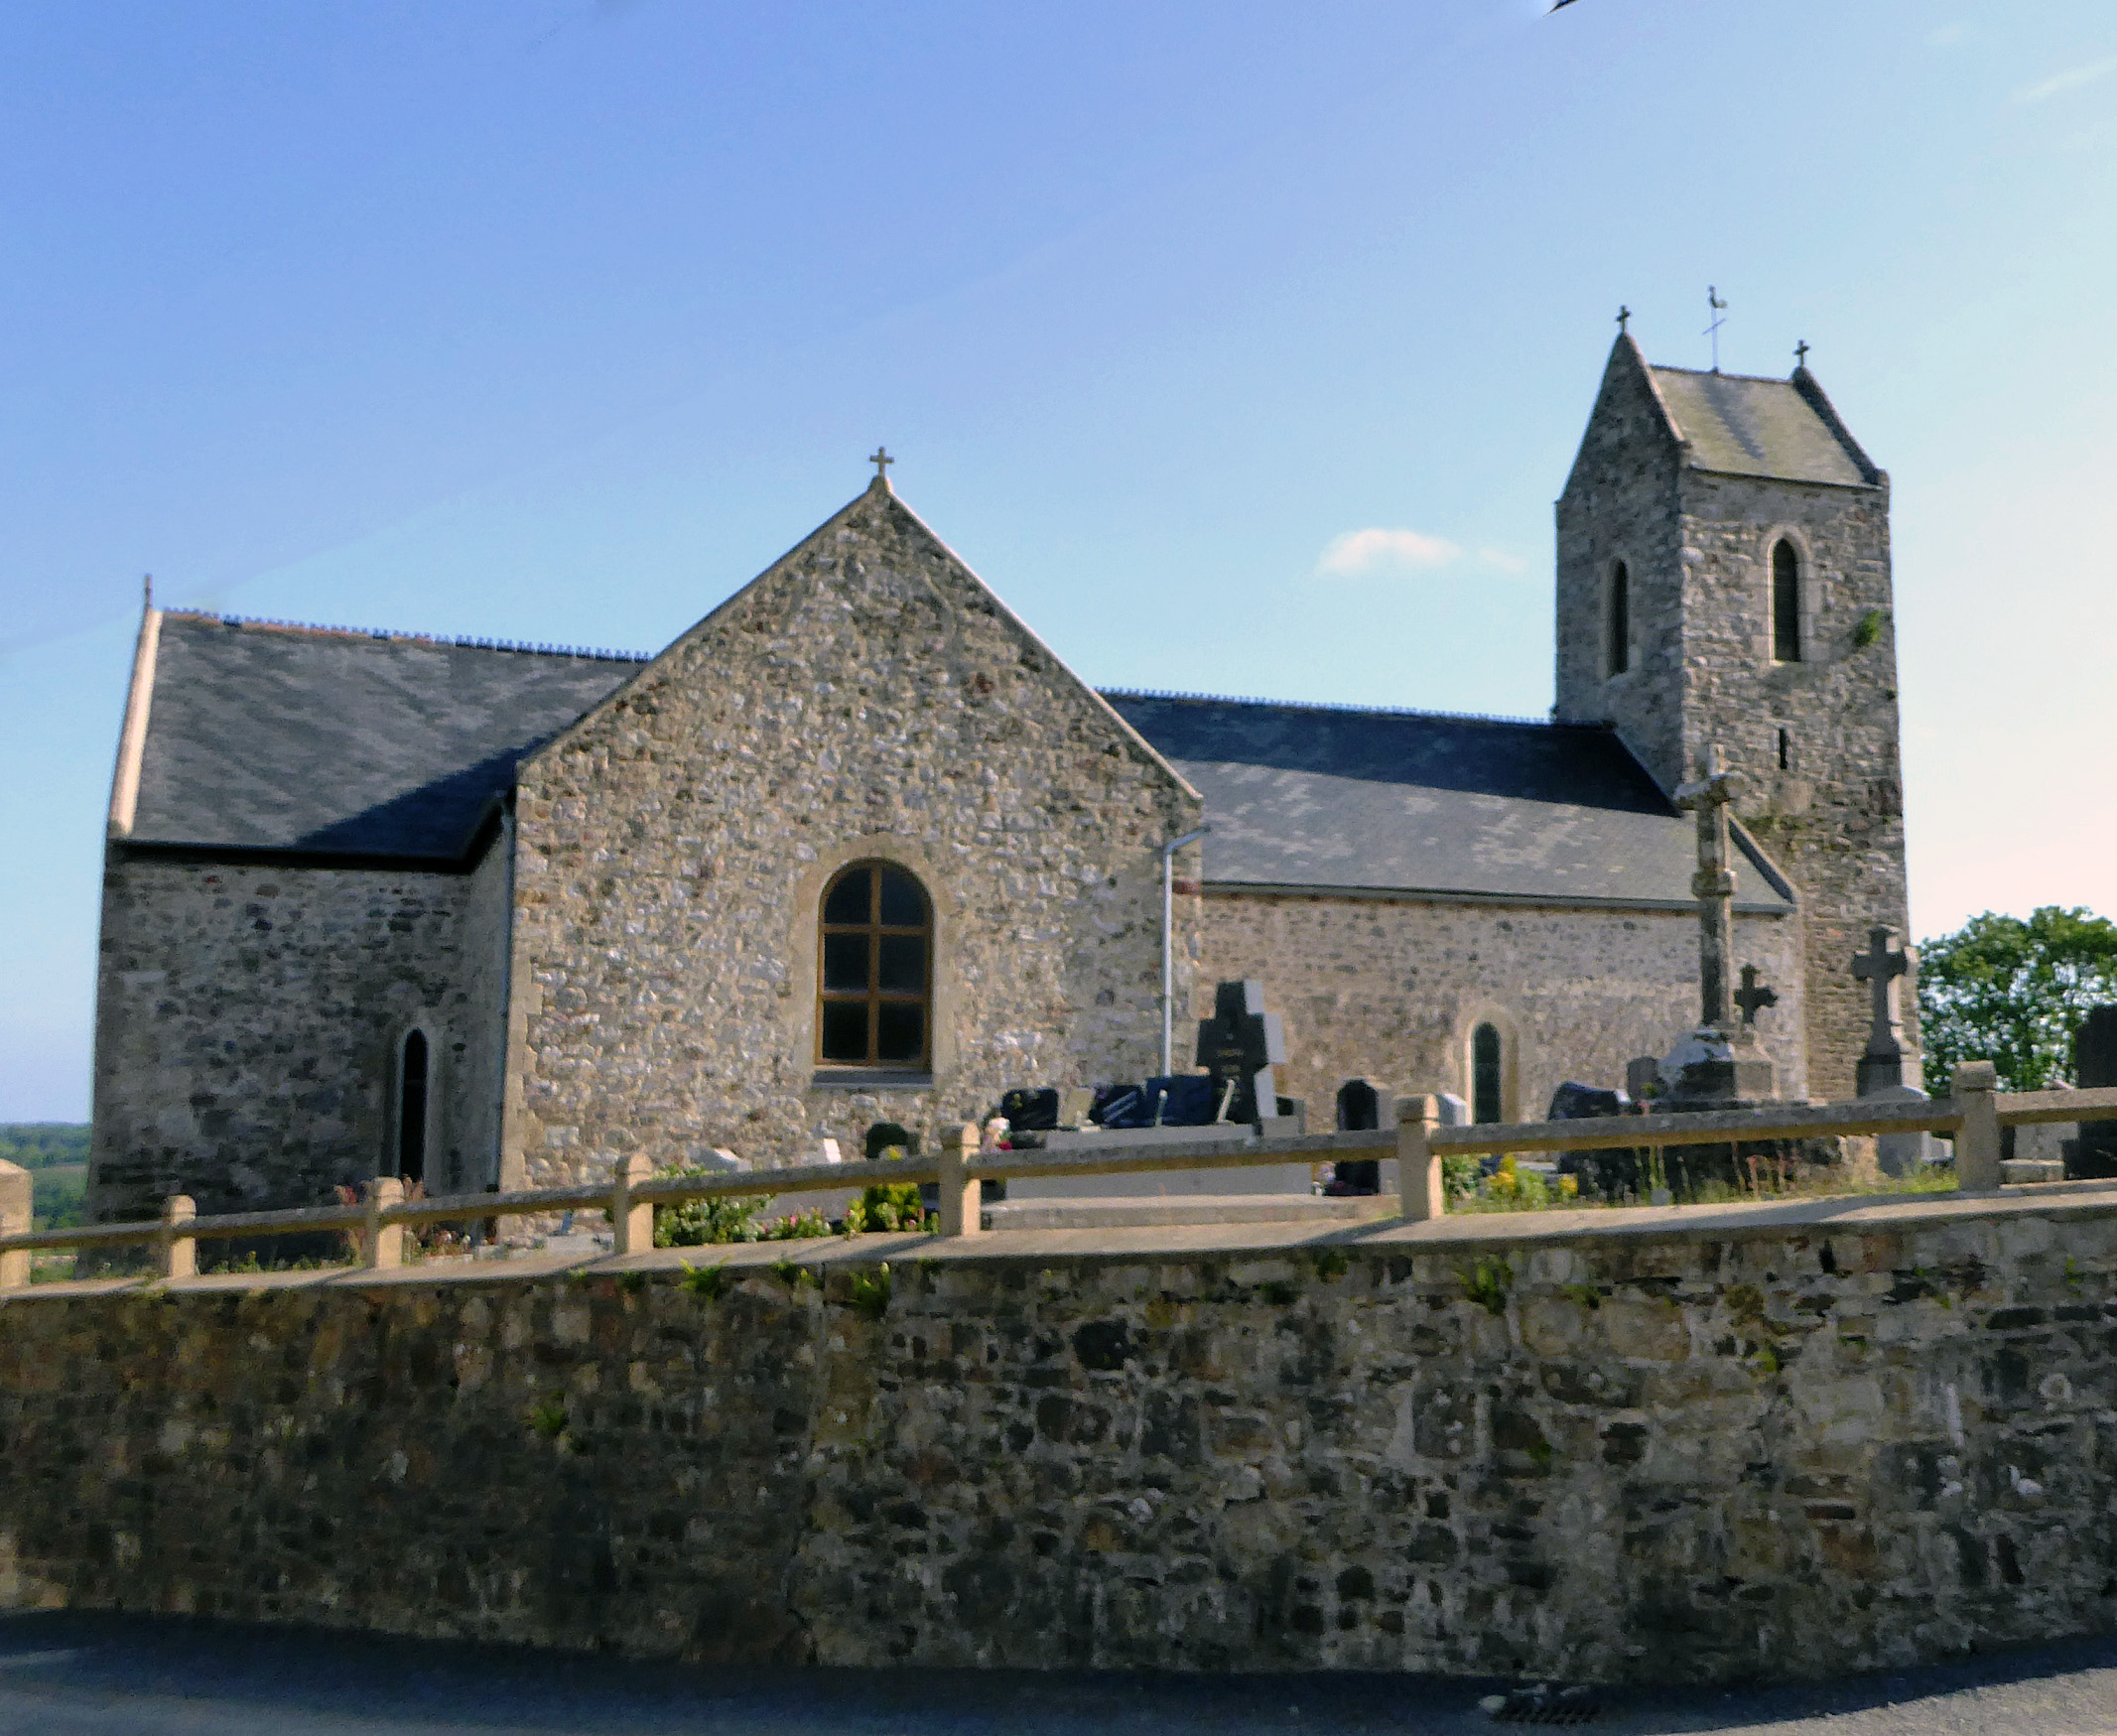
[
  {"left": 505, "top": 487, "right": 1202, "bottom": 1187},
  {"left": 1192, "top": 890, "right": 1807, "bottom": 1120},
  {"left": 86, "top": 855, "right": 507, "bottom": 1222}
]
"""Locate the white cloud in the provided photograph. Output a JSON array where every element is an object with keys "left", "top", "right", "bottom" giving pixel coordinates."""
[
  {"left": 1314, "top": 527, "right": 1460, "bottom": 579},
  {"left": 2017, "top": 54, "right": 2117, "bottom": 104},
  {"left": 1478, "top": 547, "right": 1527, "bottom": 575}
]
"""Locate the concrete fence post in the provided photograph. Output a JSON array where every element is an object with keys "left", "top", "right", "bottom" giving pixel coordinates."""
[
  {"left": 610, "top": 1153, "right": 654, "bottom": 1257},
  {"left": 1397, "top": 1095, "right": 1445, "bottom": 1222},
  {"left": 365, "top": 1177, "right": 405, "bottom": 1270},
  {"left": 938, "top": 1123, "right": 983, "bottom": 1238},
  {"left": 0, "top": 1160, "right": 31, "bottom": 1290},
  {"left": 159, "top": 1194, "right": 198, "bottom": 1281},
  {"left": 1953, "top": 1060, "right": 2003, "bottom": 1193}
]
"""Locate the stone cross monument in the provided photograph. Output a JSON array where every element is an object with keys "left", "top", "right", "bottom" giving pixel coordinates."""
[
  {"left": 1659, "top": 745, "right": 1774, "bottom": 1106},
  {"left": 1673, "top": 745, "right": 1740, "bottom": 1033},
  {"left": 1735, "top": 965, "right": 1778, "bottom": 1033},
  {"left": 1851, "top": 925, "right": 1918, "bottom": 1095}
]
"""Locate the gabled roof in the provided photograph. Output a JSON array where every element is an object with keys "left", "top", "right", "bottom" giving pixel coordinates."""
[
  {"left": 121, "top": 612, "right": 1798, "bottom": 911},
  {"left": 517, "top": 478, "right": 1199, "bottom": 806},
  {"left": 1647, "top": 363, "right": 1879, "bottom": 488},
  {"left": 1105, "top": 690, "right": 1794, "bottom": 912},
  {"left": 127, "top": 613, "right": 642, "bottom": 860}
]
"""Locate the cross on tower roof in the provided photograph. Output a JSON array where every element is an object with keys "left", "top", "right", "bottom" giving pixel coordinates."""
[
  {"left": 1794, "top": 338, "right": 1810, "bottom": 368},
  {"left": 868, "top": 446, "right": 894, "bottom": 486},
  {"left": 1617, "top": 305, "right": 1631, "bottom": 334}
]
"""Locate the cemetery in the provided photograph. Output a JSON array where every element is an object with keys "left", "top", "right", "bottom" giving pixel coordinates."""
[{"left": 20, "top": 326, "right": 2117, "bottom": 1695}]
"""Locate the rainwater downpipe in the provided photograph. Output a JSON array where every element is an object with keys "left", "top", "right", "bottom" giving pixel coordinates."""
[{"left": 1160, "top": 826, "right": 1210, "bottom": 1077}]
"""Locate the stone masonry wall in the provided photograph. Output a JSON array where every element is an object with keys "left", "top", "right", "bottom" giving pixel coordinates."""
[
  {"left": 1195, "top": 891, "right": 1806, "bottom": 1118},
  {"left": 1553, "top": 338, "right": 1686, "bottom": 783},
  {"left": 87, "top": 852, "right": 508, "bottom": 1219},
  {"left": 450, "top": 826, "right": 513, "bottom": 1195},
  {"left": 505, "top": 483, "right": 1201, "bottom": 1189},
  {"left": 7, "top": 1197, "right": 2117, "bottom": 1684},
  {"left": 1674, "top": 467, "right": 1913, "bottom": 1104},
  {"left": 1554, "top": 340, "right": 1913, "bottom": 1103}
]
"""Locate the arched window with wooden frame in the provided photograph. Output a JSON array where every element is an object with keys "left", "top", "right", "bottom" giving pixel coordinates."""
[
  {"left": 1772, "top": 539, "right": 1802, "bottom": 663},
  {"left": 1607, "top": 560, "right": 1631, "bottom": 677},
  {"left": 818, "top": 861, "right": 932, "bottom": 1070}
]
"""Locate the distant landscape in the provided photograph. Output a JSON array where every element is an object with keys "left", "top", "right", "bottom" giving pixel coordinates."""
[{"left": 0, "top": 1124, "right": 89, "bottom": 1230}]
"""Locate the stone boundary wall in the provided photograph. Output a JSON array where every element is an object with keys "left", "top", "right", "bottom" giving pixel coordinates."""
[{"left": 6, "top": 1191, "right": 2117, "bottom": 1685}]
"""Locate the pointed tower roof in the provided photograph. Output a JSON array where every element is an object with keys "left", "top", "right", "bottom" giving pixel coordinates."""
[{"left": 1646, "top": 357, "right": 1882, "bottom": 488}]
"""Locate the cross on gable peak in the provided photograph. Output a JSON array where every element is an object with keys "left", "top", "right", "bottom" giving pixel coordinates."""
[{"left": 867, "top": 446, "right": 894, "bottom": 490}]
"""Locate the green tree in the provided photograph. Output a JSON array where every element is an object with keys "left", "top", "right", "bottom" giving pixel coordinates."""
[{"left": 1917, "top": 907, "right": 2117, "bottom": 1092}]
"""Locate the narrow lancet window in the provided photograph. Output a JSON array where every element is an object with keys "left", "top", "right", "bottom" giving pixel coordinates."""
[
  {"left": 1778, "top": 727, "right": 1791, "bottom": 771},
  {"left": 397, "top": 1029, "right": 429, "bottom": 1185},
  {"left": 1607, "top": 562, "right": 1630, "bottom": 677},
  {"left": 1472, "top": 1023, "right": 1503, "bottom": 1125},
  {"left": 1772, "top": 541, "right": 1801, "bottom": 663}
]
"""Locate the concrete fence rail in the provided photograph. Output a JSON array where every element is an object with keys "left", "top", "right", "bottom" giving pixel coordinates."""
[{"left": 4, "top": 1062, "right": 2108, "bottom": 1286}]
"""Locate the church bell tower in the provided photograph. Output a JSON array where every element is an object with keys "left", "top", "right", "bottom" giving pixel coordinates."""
[{"left": 1553, "top": 331, "right": 1912, "bottom": 1103}]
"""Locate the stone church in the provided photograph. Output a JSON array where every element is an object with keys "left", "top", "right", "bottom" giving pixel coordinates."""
[{"left": 86, "top": 334, "right": 1911, "bottom": 1218}]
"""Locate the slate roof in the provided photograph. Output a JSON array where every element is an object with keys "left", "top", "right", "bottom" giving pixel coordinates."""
[
  {"left": 128, "top": 614, "right": 643, "bottom": 860},
  {"left": 1649, "top": 365, "right": 1873, "bottom": 487},
  {"left": 126, "top": 615, "right": 1794, "bottom": 911},
  {"left": 1105, "top": 691, "right": 1794, "bottom": 912}
]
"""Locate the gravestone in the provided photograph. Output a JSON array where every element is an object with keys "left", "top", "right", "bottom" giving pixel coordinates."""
[
  {"left": 1851, "top": 926, "right": 1920, "bottom": 1095},
  {"left": 1011, "top": 981, "right": 1313, "bottom": 1203},
  {"left": 1328, "top": 1078, "right": 1393, "bottom": 1195},
  {"left": 1195, "top": 980, "right": 1291, "bottom": 1128},
  {"left": 1849, "top": 925, "right": 1937, "bottom": 1175},
  {"left": 863, "top": 1121, "right": 919, "bottom": 1161},
  {"left": 1626, "top": 1056, "right": 1663, "bottom": 1104},
  {"left": 2066, "top": 1006, "right": 2117, "bottom": 1178}
]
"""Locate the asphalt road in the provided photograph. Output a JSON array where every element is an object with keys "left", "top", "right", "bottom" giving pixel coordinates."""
[{"left": 1, "top": 1613, "right": 2114, "bottom": 1735}]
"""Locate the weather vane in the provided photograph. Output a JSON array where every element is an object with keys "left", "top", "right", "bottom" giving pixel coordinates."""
[{"left": 1704, "top": 286, "right": 1728, "bottom": 373}]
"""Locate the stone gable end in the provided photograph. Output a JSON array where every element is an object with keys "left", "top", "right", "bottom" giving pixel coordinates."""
[{"left": 505, "top": 486, "right": 1202, "bottom": 1186}]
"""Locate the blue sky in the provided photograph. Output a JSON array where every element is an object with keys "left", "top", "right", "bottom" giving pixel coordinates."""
[{"left": 5, "top": 0, "right": 2116, "bottom": 1121}]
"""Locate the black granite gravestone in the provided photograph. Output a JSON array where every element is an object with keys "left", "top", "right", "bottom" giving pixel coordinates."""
[
  {"left": 1329, "top": 1078, "right": 1390, "bottom": 1194},
  {"left": 2067, "top": 1006, "right": 2117, "bottom": 1178},
  {"left": 1194, "top": 980, "right": 1287, "bottom": 1127}
]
